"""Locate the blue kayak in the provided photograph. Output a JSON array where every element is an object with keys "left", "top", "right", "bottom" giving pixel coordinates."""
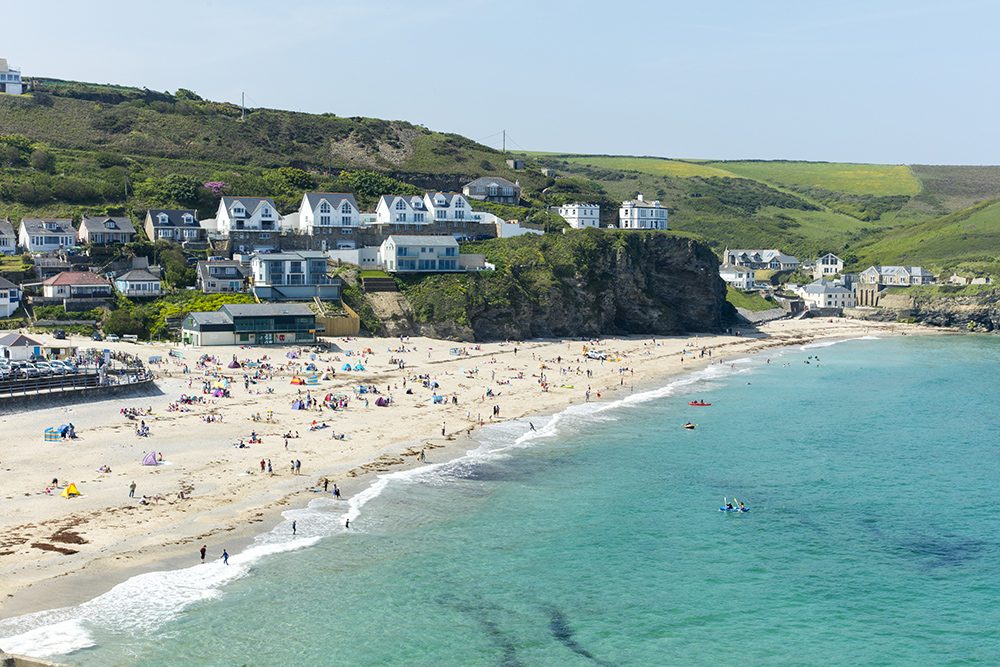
[{"left": 719, "top": 507, "right": 750, "bottom": 512}]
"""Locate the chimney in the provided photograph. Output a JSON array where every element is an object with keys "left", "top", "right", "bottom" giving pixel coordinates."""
[{"left": 637, "top": 194, "right": 644, "bottom": 202}]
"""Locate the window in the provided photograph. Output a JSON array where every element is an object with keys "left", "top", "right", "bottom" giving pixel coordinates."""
[
  {"left": 320, "top": 203, "right": 330, "bottom": 213},
  {"left": 395, "top": 213, "right": 407, "bottom": 222},
  {"left": 342, "top": 216, "right": 352, "bottom": 225},
  {"left": 320, "top": 215, "right": 330, "bottom": 225},
  {"left": 233, "top": 207, "right": 245, "bottom": 216},
  {"left": 260, "top": 233, "right": 270, "bottom": 240},
  {"left": 341, "top": 202, "right": 352, "bottom": 213},
  {"left": 184, "top": 229, "right": 198, "bottom": 237},
  {"left": 261, "top": 207, "right": 272, "bottom": 218},
  {"left": 395, "top": 200, "right": 406, "bottom": 210},
  {"left": 456, "top": 210, "right": 464, "bottom": 220},
  {"left": 455, "top": 199, "right": 464, "bottom": 208}
]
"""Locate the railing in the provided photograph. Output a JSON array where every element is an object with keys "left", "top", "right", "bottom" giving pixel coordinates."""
[{"left": 0, "top": 369, "right": 155, "bottom": 398}]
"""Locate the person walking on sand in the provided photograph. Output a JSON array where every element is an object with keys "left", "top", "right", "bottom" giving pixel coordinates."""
[
  {"left": 129, "top": 481, "right": 136, "bottom": 498},
  {"left": 292, "top": 520, "right": 297, "bottom": 535},
  {"left": 442, "top": 422, "right": 446, "bottom": 436},
  {"left": 221, "top": 549, "right": 229, "bottom": 565},
  {"left": 296, "top": 459, "right": 301, "bottom": 475},
  {"left": 200, "top": 545, "right": 206, "bottom": 563},
  {"left": 267, "top": 459, "right": 272, "bottom": 475},
  {"left": 333, "top": 484, "right": 341, "bottom": 499}
]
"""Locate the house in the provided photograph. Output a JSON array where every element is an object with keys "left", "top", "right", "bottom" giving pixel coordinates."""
[
  {"left": 215, "top": 197, "right": 283, "bottom": 254},
  {"left": 462, "top": 177, "right": 520, "bottom": 205},
  {"left": 41, "top": 271, "right": 113, "bottom": 298},
  {"left": 722, "top": 248, "right": 800, "bottom": 272},
  {"left": 423, "top": 192, "right": 474, "bottom": 228},
  {"left": 0, "top": 276, "right": 21, "bottom": 317},
  {"left": 814, "top": 253, "right": 844, "bottom": 278},
  {"left": 78, "top": 216, "right": 136, "bottom": 246},
  {"left": 19, "top": 219, "right": 76, "bottom": 253},
  {"left": 0, "top": 333, "right": 43, "bottom": 361},
  {"left": 181, "top": 303, "right": 318, "bottom": 346},
  {"left": 553, "top": 203, "right": 600, "bottom": 229},
  {"left": 797, "top": 278, "right": 856, "bottom": 309},
  {"left": 618, "top": 195, "right": 668, "bottom": 230},
  {"left": 859, "top": 265, "right": 935, "bottom": 286},
  {"left": 144, "top": 209, "right": 203, "bottom": 245},
  {"left": 720, "top": 266, "right": 756, "bottom": 290},
  {"left": 0, "top": 59, "right": 23, "bottom": 95},
  {"left": 249, "top": 250, "right": 340, "bottom": 301},
  {"left": 0, "top": 218, "right": 17, "bottom": 255},
  {"left": 196, "top": 260, "right": 249, "bottom": 293},
  {"left": 380, "top": 235, "right": 461, "bottom": 273},
  {"left": 296, "top": 193, "right": 360, "bottom": 237},
  {"left": 375, "top": 195, "right": 430, "bottom": 230},
  {"left": 506, "top": 159, "right": 525, "bottom": 170},
  {"left": 114, "top": 258, "right": 162, "bottom": 297}
]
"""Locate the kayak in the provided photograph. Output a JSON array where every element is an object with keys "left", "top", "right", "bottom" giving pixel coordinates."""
[
  {"left": 683, "top": 424, "right": 695, "bottom": 429},
  {"left": 719, "top": 507, "right": 750, "bottom": 512},
  {"left": 688, "top": 401, "right": 711, "bottom": 406}
]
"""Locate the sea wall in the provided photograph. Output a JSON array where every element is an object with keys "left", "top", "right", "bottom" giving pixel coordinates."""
[
  {"left": 0, "top": 378, "right": 162, "bottom": 414},
  {"left": 0, "top": 650, "right": 75, "bottom": 667}
]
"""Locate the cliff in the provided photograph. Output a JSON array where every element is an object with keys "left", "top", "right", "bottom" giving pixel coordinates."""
[
  {"left": 859, "top": 289, "right": 1000, "bottom": 331},
  {"left": 369, "top": 230, "right": 735, "bottom": 342}
]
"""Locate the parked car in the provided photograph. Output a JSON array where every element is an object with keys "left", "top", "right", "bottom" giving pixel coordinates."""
[
  {"left": 28, "top": 353, "right": 46, "bottom": 363},
  {"left": 33, "top": 362, "right": 54, "bottom": 376},
  {"left": 16, "top": 362, "right": 39, "bottom": 378},
  {"left": 92, "top": 332, "right": 103, "bottom": 342},
  {"left": 106, "top": 334, "right": 120, "bottom": 342},
  {"left": 54, "top": 329, "right": 67, "bottom": 340},
  {"left": 54, "top": 360, "right": 79, "bottom": 373}
]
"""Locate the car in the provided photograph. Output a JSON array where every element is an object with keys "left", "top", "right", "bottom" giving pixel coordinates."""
[
  {"left": 33, "top": 362, "right": 54, "bottom": 376},
  {"left": 56, "top": 360, "right": 79, "bottom": 373},
  {"left": 54, "top": 329, "right": 67, "bottom": 340},
  {"left": 46, "top": 361, "right": 69, "bottom": 375},
  {"left": 17, "top": 362, "right": 39, "bottom": 378},
  {"left": 92, "top": 332, "right": 103, "bottom": 342},
  {"left": 585, "top": 350, "right": 608, "bottom": 361},
  {"left": 106, "top": 334, "right": 120, "bottom": 342},
  {"left": 28, "top": 353, "right": 46, "bottom": 363}
]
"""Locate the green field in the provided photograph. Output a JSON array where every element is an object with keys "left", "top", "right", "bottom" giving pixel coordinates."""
[
  {"left": 526, "top": 153, "right": 738, "bottom": 179},
  {"left": 706, "top": 161, "right": 921, "bottom": 197}
]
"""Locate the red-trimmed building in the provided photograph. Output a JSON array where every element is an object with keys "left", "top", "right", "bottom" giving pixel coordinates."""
[{"left": 41, "top": 271, "right": 113, "bottom": 298}]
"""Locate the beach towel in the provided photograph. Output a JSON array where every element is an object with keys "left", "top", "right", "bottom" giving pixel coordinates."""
[
  {"left": 142, "top": 451, "right": 158, "bottom": 466},
  {"left": 61, "top": 483, "right": 80, "bottom": 498}
]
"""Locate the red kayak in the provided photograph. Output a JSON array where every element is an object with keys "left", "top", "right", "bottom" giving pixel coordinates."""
[{"left": 688, "top": 401, "right": 711, "bottom": 406}]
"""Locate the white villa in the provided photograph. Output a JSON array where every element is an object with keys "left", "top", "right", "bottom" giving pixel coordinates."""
[
  {"left": 380, "top": 235, "right": 460, "bottom": 273},
  {"left": 619, "top": 195, "right": 668, "bottom": 230},
  {"left": 215, "top": 197, "right": 283, "bottom": 254},
  {"left": 424, "top": 192, "right": 473, "bottom": 227},
  {"left": 814, "top": 253, "right": 844, "bottom": 277},
  {"left": 553, "top": 203, "right": 600, "bottom": 229},
  {"left": 375, "top": 195, "right": 430, "bottom": 229},
  {"left": 719, "top": 266, "right": 756, "bottom": 290},
  {"left": 296, "top": 193, "right": 360, "bottom": 235},
  {"left": 19, "top": 219, "right": 76, "bottom": 253},
  {"left": 0, "top": 59, "right": 23, "bottom": 95},
  {"left": 797, "top": 279, "right": 856, "bottom": 309},
  {"left": 859, "top": 265, "right": 935, "bottom": 286}
]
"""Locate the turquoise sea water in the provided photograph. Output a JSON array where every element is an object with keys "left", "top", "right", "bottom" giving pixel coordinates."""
[{"left": 2, "top": 334, "right": 999, "bottom": 666}]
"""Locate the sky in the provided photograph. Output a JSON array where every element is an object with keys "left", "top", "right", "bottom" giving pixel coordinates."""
[{"left": 5, "top": 0, "right": 999, "bottom": 165}]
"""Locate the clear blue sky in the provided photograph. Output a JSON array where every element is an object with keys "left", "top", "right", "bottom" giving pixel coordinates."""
[{"left": 7, "top": 0, "right": 998, "bottom": 165}]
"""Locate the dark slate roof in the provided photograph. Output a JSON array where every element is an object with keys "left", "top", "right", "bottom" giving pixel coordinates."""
[
  {"left": 379, "top": 195, "right": 426, "bottom": 211},
  {"left": 424, "top": 192, "right": 465, "bottom": 209},
  {"left": 81, "top": 216, "right": 136, "bottom": 234},
  {"left": 221, "top": 197, "right": 277, "bottom": 218},
  {"left": 221, "top": 303, "right": 315, "bottom": 318},
  {"left": 303, "top": 193, "right": 358, "bottom": 212},
  {"left": 0, "top": 218, "right": 15, "bottom": 239},
  {"left": 116, "top": 269, "right": 160, "bottom": 282},
  {"left": 21, "top": 218, "right": 75, "bottom": 236},
  {"left": 386, "top": 235, "right": 460, "bottom": 247},
  {"left": 189, "top": 311, "right": 231, "bottom": 326},
  {"left": 0, "top": 333, "right": 43, "bottom": 348},
  {"left": 463, "top": 177, "right": 518, "bottom": 190},
  {"left": 147, "top": 209, "right": 199, "bottom": 227},
  {"left": 0, "top": 276, "right": 16, "bottom": 290},
  {"left": 197, "top": 261, "right": 248, "bottom": 283}
]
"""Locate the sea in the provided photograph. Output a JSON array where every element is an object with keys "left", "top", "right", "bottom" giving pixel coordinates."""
[{"left": 1, "top": 333, "right": 998, "bottom": 666}]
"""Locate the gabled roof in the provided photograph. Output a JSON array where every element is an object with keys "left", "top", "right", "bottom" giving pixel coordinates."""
[
  {"left": 20, "top": 218, "right": 74, "bottom": 236},
  {"left": 464, "top": 176, "right": 518, "bottom": 190},
  {"left": 189, "top": 311, "right": 231, "bottom": 326},
  {"left": 802, "top": 279, "right": 851, "bottom": 295},
  {"left": 302, "top": 193, "right": 358, "bottom": 212},
  {"left": 424, "top": 192, "right": 466, "bottom": 209},
  {"left": 0, "top": 218, "right": 15, "bottom": 238},
  {"left": 42, "top": 271, "right": 112, "bottom": 287},
  {"left": 379, "top": 195, "right": 427, "bottom": 211},
  {"left": 146, "top": 209, "right": 199, "bottom": 227},
  {"left": 0, "top": 276, "right": 17, "bottom": 290},
  {"left": 384, "top": 235, "right": 460, "bottom": 247},
  {"left": 221, "top": 197, "right": 277, "bottom": 217},
  {"left": 81, "top": 216, "right": 136, "bottom": 234},
  {"left": 0, "top": 333, "right": 42, "bottom": 348},
  {"left": 197, "top": 261, "right": 248, "bottom": 282}
]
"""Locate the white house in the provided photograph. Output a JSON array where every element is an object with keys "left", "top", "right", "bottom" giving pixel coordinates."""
[
  {"left": 0, "top": 59, "right": 23, "bottom": 95},
  {"left": 115, "top": 267, "right": 162, "bottom": 297},
  {"left": 619, "top": 195, "right": 668, "bottom": 230},
  {"left": 797, "top": 279, "right": 856, "bottom": 309},
  {"left": 41, "top": 271, "right": 113, "bottom": 298},
  {"left": 720, "top": 266, "right": 756, "bottom": 290},
  {"left": 0, "top": 218, "right": 17, "bottom": 255},
  {"left": 297, "top": 193, "right": 360, "bottom": 235},
  {"left": 553, "top": 203, "right": 600, "bottom": 229},
  {"left": 0, "top": 276, "right": 21, "bottom": 317},
  {"left": 0, "top": 334, "right": 43, "bottom": 361},
  {"left": 19, "top": 219, "right": 76, "bottom": 253},
  {"left": 423, "top": 192, "right": 473, "bottom": 227},
  {"left": 215, "top": 197, "right": 283, "bottom": 254},
  {"left": 249, "top": 250, "right": 339, "bottom": 301},
  {"left": 380, "top": 235, "right": 460, "bottom": 273},
  {"left": 375, "top": 195, "right": 430, "bottom": 230},
  {"left": 859, "top": 265, "right": 935, "bottom": 286},
  {"left": 814, "top": 253, "right": 844, "bottom": 278}
]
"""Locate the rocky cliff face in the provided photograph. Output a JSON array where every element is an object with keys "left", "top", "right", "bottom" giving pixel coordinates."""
[
  {"left": 375, "top": 232, "right": 735, "bottom": 342},
  {"left": 859, "top": 290, "right": 1000, "bottom": 331}
]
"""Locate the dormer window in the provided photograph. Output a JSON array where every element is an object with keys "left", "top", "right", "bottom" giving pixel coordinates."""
[
  {"left": 158, "top": 213, "right": 168, "bottom": 224},
  {"left": 44, "top": 222, "right": 57, "bottom": 230},
  {"left": 261, "top": 207, "right": 272, "bottom": 218},
  {"left": 233, "top": 207, "right": 245, "bottom": 217},
  {"left": 320, "top": 203, "right": 330, "bottom": 213},
  {"left": 105, "top": 221, "right": 116, "bottom": 229},
  {"left": 183, "top": 214, "right": 194, "bottom": 224}
]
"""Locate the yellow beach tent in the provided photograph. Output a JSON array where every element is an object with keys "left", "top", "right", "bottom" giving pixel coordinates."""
[{"left": 61, "top": 483, "right": 80, "bottom": 498}]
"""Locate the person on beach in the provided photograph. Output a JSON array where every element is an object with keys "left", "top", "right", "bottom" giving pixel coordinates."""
[
  {"left": 267, "top": 459, "right": 272, "bottom": 475},
  {"left": 129, "top": 481, "right": 136, "bottom": 498},
  {"left": 292, "top": 520, "right": 297, "bottom": 535},
  {"left": 323, "top": 479, "right": 329, "bottom": 492},
  {"left": 333, "top": 485, "right": 341, "bottom": 499},
  {"left": 296, "top": 460, "right": 301, "bottom": 474},
  {"left": 200, "top": 545, "right": 206, "bottom": 562},
  {"left": 221, "top": 549, "right": 229, "bottom": 565}
]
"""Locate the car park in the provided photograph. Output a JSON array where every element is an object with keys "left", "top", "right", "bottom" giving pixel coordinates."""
[{"left": 17, "top": 362, "right": 39, "bottom": 378}]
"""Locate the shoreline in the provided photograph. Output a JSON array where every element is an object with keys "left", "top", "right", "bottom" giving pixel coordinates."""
[{"left": 0, "top": 319, "right": 947, "bottom": 625}]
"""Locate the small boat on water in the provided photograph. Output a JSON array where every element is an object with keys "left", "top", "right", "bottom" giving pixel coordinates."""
[
  {"left": 688, "top": 401, "right": 711, "bottom": 406},
  {"left": 720, "top": 497, "right": 749, "bottom": 512},
  {"left": 683, "top": 423, "right": 696, "bottom": 429}
]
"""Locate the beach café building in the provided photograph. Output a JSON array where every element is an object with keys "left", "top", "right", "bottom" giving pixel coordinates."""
[{"left": 181, "top": 303, "right": 318, "bottom": 346}]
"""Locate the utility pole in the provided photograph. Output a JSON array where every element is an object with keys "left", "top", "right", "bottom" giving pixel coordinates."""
[
  {"left": 241, "top": 92, "right": 245, "bottom": 120},
  {"left": 502, "top": 130, "right": 506, "bottom": 153}
]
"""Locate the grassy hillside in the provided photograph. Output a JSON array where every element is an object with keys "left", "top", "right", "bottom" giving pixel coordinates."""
[{"left": 704, "top": 161, "right": 920, "bottom": 196}]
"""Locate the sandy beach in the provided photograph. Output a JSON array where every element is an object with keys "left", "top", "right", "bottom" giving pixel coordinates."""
[{"left": 0, "top": 318, "right": 941, "bottom": 620}]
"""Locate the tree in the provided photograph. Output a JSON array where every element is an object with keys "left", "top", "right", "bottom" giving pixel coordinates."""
[
  {"left": 103, "top": 309, "right": 145, "bottom": 336},
  {"left": 162, "top": 174, "right": 204, "bottom": 207},
  {"left": 30, "top": 149, "right": 55, "bottom": 173}
]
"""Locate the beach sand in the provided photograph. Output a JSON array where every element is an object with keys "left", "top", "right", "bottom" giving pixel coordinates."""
[{"left": 0, "top": 318, "right": 940, "bottom": 619}]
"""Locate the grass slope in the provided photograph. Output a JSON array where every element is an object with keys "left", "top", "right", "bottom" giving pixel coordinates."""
[{"left": 705, "top": 161, "right": 920, "bottom": 196}]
